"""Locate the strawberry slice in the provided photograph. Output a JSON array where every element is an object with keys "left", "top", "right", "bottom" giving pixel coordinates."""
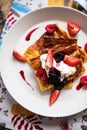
[
  {"left": 46, "top": 49, "right": 53, "bottom": 68},
  {"left": 64, "top": 55, "right": 81, "bottom": 67},
  {"left": 36, "top": 68, "right": 48, "bottom": 81},
  {"left": 80, "top": 76, "right": 87, "bottom": 86},
  {"left": 13, "top": 50, "right": 26, "bottom": 62},
  {"left": 67, "top": 22, "right": 80, "bottom": 36},
  {"left": 49, "top": 89, "right": 60, "bottom": 105},
  {"left": 45, "top": 24, "right": 57, "bottom": 34},
  {"left": 84, "top": 43, "right": 87, "bottom": 52}
]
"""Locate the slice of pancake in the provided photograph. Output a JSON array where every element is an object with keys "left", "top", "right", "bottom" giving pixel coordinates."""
[{"left": 24, "top": 24, "right": 87, "bottom": 91}]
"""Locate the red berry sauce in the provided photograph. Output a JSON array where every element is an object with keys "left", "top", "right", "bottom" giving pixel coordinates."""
[
  {"left": 25, "top": 27, "right": 38, "bottom": 41},
  {"left": 19, "top": 70, "right": 34, "bottom": 90}
]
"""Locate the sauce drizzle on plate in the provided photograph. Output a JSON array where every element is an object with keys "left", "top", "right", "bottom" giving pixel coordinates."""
[{"left": 19, "top": 70, "right": 34, "bottom": 90}]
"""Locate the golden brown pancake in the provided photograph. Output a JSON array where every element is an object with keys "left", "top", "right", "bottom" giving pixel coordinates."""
[{"left": 24, "top": 24, "right": 87, "bottom": 91}]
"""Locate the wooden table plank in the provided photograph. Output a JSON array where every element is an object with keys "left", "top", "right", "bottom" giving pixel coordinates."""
[{"left": 0, "top": 0, "right": 12, "bottom": 37}]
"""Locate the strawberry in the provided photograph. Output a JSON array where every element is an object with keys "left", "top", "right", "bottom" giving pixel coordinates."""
[
  {"left": 46, "top": 49, "right": 53, "bottom": 68},
  {"left": 64, "top": 55, "right": 81, "bottom": 67},
  {"left": 84, "top": 43, "right": 87, "bottom": 52},
  {"left": 13, "top": 50, "right": 26, "bottom": 62},
  {"left": 67, "top": 22, "right": 80, "bottom": 36},
  {"left": 45, "top": 24, "right": 57, "bottom": 34},
  {"left": 76, "top": 75, "right": 87, "bottom": 90},
  {"left": 36, "top": 68, "right": 48, "bottom": 81},
  {"left": 76, "top": 83, "right": 83, "bottom": 91},
  {"left": 80, "top": 76, "right": 87, "bottom": 86},
  {"left": 49, "top": 89, "right": 60, "bottom": 105}
]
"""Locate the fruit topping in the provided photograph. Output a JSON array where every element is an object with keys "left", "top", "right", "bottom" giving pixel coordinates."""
[
  {"left": 45, "top": 24, "right": 57, "bottom": 34},
  {"left": 84, "top": 43, "right": 87, "bottom": 52},
  {"left": 49, "top": 89, "right": 60, "bottom": 105},
  {"left": 36, "top": 68, "right": 48, "bottom": 81},
  {"left": 54, "top": 52, "right": 65, "bottom": 62},
  {"left": 13, "top": 50, "right": 26, "bottom": 62},
  {"left": 67, "top": 22, "right": 80, "bottom": 36},
  {"left": 64, "top": 55, "right": 81, "bottom": 66},
  {"left": 80, "top": 76, "right": 87, "bottom": 86},
  {"left": 76, "top": 75, "right": 87, "bottom": 90},
  {"left": 76, "top": 83, "right": 83, "bottom": 91},
  {"left": 46, "top": 49, "right": 53, "bottom": 68},
  {"left": 48, "top": 67, "right": 60, "bottom": 84},
  {"left": 54, "top": 78, "right": 67, "bottom": 90}
]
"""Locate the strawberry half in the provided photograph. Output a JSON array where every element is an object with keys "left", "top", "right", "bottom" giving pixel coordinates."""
[
  {"left": 64, "top": 55, "right": 81, "bottom": 67},
  {"left": 84, "top": 43, "right": 87, "bottom": 52},
  {"left": 80, "top": 76, "right": 87, "bottom": 86},
  {"left": 13, "top": 50, "right": 26, "bottom": 62},
  {"left": 67, "top": 21, "right": 80, "bottom": 36},
  {"left": 45, "top": 24, "right": 57, "bottom": 34},
  {"left": 49, "top": 89, "right": 60, "bottom": 105},
  {"left": 46, "top": 49, "right": 53, "bottom": 68},
  {"left": 36, "top": 68, "right": 48, "bottom": 81}
]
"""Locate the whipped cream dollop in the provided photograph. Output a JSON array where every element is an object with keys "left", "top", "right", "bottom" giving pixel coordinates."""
[
  {"left": 40, "top": 54, "right": 76, "bottom": 79},
  {"left": 53, "top": 60, "right": 76, "bottom": 79},
  {"left": 40, "top": 54, "right": 47, "bottom": 69}
]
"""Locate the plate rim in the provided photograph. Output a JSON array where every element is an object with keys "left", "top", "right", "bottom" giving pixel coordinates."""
[{"left": 0, "top": 6, "right": 87, "bottom": 117}]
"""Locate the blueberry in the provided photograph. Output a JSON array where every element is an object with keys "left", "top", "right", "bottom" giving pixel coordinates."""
[
  {"left": 54, "top": 52, "right": 65, "bottom": 62},
  {"left": 48, "top": 67, "right": 60, "bottom": 84},
  {"left": 54, "top": 78, "right": 67, "bottom": 90},
  {"left": 48, "top": 67, "right": 67, "bottom": 90}
]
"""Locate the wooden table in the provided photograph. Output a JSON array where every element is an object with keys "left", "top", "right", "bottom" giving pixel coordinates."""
[{"left": 0, "top": 0, "right": 12, "bottom": 37}]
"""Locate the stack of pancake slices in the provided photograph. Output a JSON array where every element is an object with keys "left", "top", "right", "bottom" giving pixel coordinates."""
[{"left": 24, "top": 23, "right": 87, "bottom": 91}]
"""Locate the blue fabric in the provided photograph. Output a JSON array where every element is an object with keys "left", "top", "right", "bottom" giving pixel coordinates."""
[
  {"left": 12, "top": 2, "right": 31, "bottom": 13},
  {"left": 0, "top": 39, "right": 2, "bottom": 46}
]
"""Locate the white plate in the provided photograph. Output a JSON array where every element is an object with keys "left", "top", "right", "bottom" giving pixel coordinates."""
[{"left": 0, "top": 6, "right": 87, "bottom": 117}]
